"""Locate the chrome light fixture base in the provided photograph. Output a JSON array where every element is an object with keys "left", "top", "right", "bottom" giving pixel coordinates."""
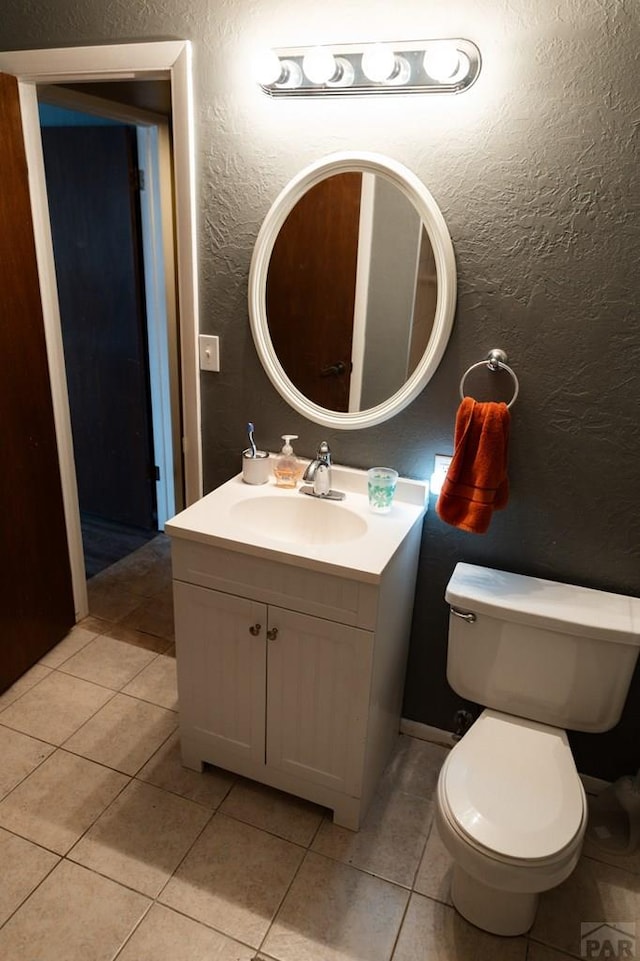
[{"left": 259, "top": 39, "right": 481, "bottom": 97}]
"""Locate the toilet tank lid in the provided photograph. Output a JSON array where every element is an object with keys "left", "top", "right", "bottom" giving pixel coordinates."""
[{"left": 446, "top": 563, "right": 640, "bottom": 646}]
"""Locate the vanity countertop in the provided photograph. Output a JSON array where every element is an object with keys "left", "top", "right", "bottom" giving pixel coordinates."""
[{"left": 165, "top": 463, "right": 428, "bottom": 584}]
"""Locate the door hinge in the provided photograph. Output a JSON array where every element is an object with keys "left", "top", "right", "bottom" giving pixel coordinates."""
[
  {"left": 154, "top": 465, "right": 160, "bottom": 481},
  {"left": 132, "top": 167, "right": 145, "bottom": 191}
]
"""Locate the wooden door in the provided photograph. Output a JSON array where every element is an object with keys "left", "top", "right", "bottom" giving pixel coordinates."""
[
  {"left": 41, "top": 125, "right": 157, "bottom": 530},
  {"left": 266, "top": 173, "right": 362, "bottom": 412},
  {"left": 266, "top": 607, "right": 373, "bottom": 797},
  {"left": 0, "top": 73, "right": 75, "bottom": 692},
  {"left": 173, "top": 582, "right": 267, "bottom": 769}
]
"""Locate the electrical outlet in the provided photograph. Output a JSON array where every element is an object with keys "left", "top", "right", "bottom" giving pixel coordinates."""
[
  {"left": 199, "top": 334, "right": 220, "bottom": 372},
  {"left": 434, "top": 454, "right": 452, "bottom": 475},
  {"left": 430, "top": 453, "right": 453, "bottom": 496}
]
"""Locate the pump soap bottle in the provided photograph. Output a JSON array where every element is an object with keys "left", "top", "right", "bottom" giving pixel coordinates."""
[{"left": 273, "top": 435, "right": 301, "bottom": 488}]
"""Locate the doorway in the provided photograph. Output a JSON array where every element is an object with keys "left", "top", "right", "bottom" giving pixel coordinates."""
[
  {"left": 38, "top": 93, "right": 175, "bottom": 577},
  {"left": 0, "top": 42, "right": 202, "bottom": 620}
]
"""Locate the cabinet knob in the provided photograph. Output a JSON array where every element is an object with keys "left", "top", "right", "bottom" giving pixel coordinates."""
[
  {"left": 249, "top": 623, "right": 262, "bottom": 636},
  {"left": 266, "top": 627, "right": 279, "bottom": 641}
]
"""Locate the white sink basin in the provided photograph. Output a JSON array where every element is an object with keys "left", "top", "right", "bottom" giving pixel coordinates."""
[
  {"left": 230, "top": 495, "right": 368, "bottom": 546},
  {"left": 166, "top": 463, "right": 428, "bottom": 583}
]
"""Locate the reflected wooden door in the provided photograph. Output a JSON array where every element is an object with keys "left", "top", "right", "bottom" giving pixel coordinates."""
[
  {"left": 266, "top": 172, "right": 361, "bottom": 412},
  {"left": 0, "top": 72, "right": 75, "bottom": 692}
]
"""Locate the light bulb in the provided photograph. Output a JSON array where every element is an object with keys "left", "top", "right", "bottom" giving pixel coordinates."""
[
  {"left": 302, "top": 46, "right": 338, "bottom": 84},
  {"left": 254, "top": 49, "right": 284, "bottom": 86},
  {"left": 361, "top": 43, "right": 396, "bottom": 82},
  {"left": 423, "top": 44, "right": 469, "bottom": 83}
]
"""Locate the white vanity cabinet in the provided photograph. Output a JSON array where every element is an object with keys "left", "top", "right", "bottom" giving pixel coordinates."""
[
  {"left": 174, "top": 580, "right": 373, "bottom": 804},
  {"left": 170, "top": 515, "right": 423, "bottom": 829}
]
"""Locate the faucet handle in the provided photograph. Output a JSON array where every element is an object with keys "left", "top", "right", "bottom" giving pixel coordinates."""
[{"left": 318, "top": 440, "right": 331, "bottom": 463}]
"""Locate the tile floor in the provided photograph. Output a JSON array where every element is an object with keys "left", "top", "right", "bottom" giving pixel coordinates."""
[{"left": 1, "top": 536, "right": 639, "bottom": 960}]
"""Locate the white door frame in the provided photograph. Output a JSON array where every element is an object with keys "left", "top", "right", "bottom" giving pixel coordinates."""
[{"left": 0, "top": 41, "right": 202, "bottom": 619}]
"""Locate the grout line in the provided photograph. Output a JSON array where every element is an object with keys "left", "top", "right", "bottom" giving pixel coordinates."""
[
  {"left": 253, "top": 843, "right": 311, "bottom": 957},
  {"left": 387, "top": 886, "right": 413, "bottom": 961},
  {"left": 409, "top": 809, "right": 434, "bottom": 891},
  {"left": 0, "top": 665, "right": 56, "bottom": 717},
  {"left": 0, "top": 839, "right": 61, "bottom": 932}
]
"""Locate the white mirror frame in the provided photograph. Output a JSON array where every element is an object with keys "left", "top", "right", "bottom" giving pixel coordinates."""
[{"left": 248, "top": 151, "right": 456, "bottom": 430}]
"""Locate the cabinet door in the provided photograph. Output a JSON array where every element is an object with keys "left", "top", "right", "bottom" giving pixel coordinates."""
[
  {"left": 266, "top": 607, "right": 373, "bottom": 797},
  {"left": 174, "top": 581, "right": 266, "bottom": 768}
]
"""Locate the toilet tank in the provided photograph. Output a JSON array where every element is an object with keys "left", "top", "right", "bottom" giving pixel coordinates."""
[{"left": 445, "top": 563, "right": 640, "bottom": 733}]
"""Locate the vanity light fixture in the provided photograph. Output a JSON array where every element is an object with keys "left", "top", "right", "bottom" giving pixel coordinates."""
[{"left": 257, "top": 39, "right": 481, "bottom": 97}]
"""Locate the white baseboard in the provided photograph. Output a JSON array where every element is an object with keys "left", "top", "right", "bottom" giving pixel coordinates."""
[
  {"left": 580, "top": 773, "right": 610, "bottom": 795},
  {"left": 400, "top": 717, "right": 610, "bottom": 795},
  {"left": 400, "top": 717, "right": 454, "bottom": 748}
]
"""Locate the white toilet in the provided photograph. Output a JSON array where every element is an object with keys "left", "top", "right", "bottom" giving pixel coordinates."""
[{"left": 435, "top": 562, "right": 640, "bottom": 937}]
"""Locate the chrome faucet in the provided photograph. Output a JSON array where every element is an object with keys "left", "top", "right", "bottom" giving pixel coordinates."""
[{"left": 301, "top": 441, "right": 345, "bottom": 500}]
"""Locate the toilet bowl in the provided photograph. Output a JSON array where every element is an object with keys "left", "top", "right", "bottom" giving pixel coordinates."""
[
  {"left": 435, "top": 709, "right": 587, "bottom": 935},
  {"left": 436, "top": 563, "right": 640, "bottom": 936}
]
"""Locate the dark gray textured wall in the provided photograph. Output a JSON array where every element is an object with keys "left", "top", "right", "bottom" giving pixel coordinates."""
[{"left": 2, "top": 0, "right": 638, "bottom": 780}]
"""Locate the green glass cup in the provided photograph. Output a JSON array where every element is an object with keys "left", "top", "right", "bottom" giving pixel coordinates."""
[{"left": 367, "top": 467, "right": 399, "bottom": 514}]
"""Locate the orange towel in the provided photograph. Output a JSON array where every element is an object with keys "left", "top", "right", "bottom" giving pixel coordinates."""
[{"left": 436, "top": 397, "right": 510, "bottom": 534}]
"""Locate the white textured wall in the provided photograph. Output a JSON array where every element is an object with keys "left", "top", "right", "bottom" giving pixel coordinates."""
[{"left": 1, "top": 0, "right": 638, "bottom": 777}]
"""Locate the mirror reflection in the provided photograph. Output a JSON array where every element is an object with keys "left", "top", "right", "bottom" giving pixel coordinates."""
[{"left": 266, "top": 171, "right": 437, "bottom": 413}]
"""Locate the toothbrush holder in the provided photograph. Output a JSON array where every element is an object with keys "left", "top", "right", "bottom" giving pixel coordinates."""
[{"left": 242, "top": 449, "right": 270, "bottom": 485}]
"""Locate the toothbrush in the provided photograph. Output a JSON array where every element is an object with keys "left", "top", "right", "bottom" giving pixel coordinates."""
[{"left": 247, "top": 422, "right": 257, "bottom": 458}]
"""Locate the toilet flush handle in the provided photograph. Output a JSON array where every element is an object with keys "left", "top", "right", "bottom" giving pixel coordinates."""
[{"left": 450, "top": 607, "right": 476, "bottom": 623}]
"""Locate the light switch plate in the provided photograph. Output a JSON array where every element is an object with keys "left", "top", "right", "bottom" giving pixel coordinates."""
[{"left": 199, "top": 334, "right": 220, "bottom": 372}]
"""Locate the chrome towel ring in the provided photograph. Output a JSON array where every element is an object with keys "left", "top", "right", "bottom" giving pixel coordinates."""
[{"left": 459, "top": 349, "right": 519, "bottom": 409}]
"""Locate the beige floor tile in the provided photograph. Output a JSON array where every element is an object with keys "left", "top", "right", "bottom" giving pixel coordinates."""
[
  {"left": 39, "top": 624, "right": 99, "bottom": 667},
  {"left": 60, "top": 634, "right": 157, "bottom": 690},
  {"left": 527, "top": 944, "right": 580, "bottom": 961},
  {"left": 137, "top": 731, "right": 236, "bottom": 808},
  {"left": 64, "top": 692, "right": 177, "bottom": 774},
  {"left": 414, "top": 823, "right": 454, "bottom": 904},
  {"left": 69, "top": 779, "right": 210, "bottom": 896},
  {"left": 0, "top": 664, "right": 52, "bottom": 712},
  {"left": 160, "top": 812, "right": 305, "bottom": 947},
  {"left": 0, "top": 748, "right": 128, "bottom": 854},
  {"left": 583, "top": 789, "right": 640, "bottom": 875},
  {"left": 582, "top": 838, "right": 640, "bottom": 876},
  {"left": 0, "top": 671, "right": 113, "bottom": 745},
  {"left": 122, "top": 654, "right": 178, "bottom": 709},
  {"left": 0, "top": 828, "right": 59, "bottom": 926},
  {"left": 263, "top": 851, "right": 409, "bottom": 961},
  {"left": 392, "top": 893, "right": 527, "bottom": 961},
  {"left": 312, "top": 784, "right": 433, "bottom": 887},
  {"left": 120, "top": 589, "right": 175, "bottom": 640},
  {"left": 531, "top": 856, "right": 640, "bottom": 957},
  {"left": 0, "top": 726, "right": 55, "bottom": 800},
  {"left": 0, "top": 859, "right": 149, "bottom": 961},
  {"left": 81, "top": 614, "right": 173, "bottom": 654},
  {"left": 88, "top": 575, "right": 148, "bottom": 622},
  {"left": 116, "top": 903, "right": 256, "bottom": 961},
  {"left": 92, "top": 542, "right": 171, "bottom": 598},
  {"left": 385, "top": 735, "right": 449, "bottom": 799},
  {"left": 220, "top": 778, "right": 325, "bottom": 846}
]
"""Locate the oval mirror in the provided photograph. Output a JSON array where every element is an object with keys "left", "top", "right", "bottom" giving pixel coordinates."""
[{"left": 248, "top": 152, "right": 456, "bottom": 429}]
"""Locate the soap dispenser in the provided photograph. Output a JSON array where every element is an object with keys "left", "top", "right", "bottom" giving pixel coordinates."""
[{"left": 273, "top": 435, "right": 301, "bottom": 488}]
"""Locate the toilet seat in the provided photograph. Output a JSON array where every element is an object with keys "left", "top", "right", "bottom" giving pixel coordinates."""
[{"left": 440, "top": 710, "right": 586, "bottom": 862}]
